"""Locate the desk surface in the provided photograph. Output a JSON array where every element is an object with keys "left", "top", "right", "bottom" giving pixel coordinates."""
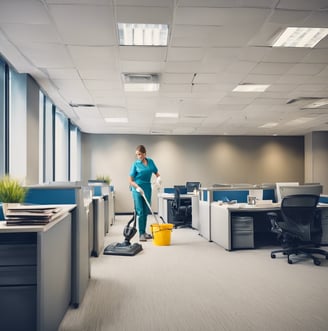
[
  {"left": 212, "top": 201, "right": 328, "bottom": 212},
  {"left": 0, "top": 204, "right": 76, "bottom": 233},
  {"left": 159, "top": 193, "right": 196, "bottom": 199}
]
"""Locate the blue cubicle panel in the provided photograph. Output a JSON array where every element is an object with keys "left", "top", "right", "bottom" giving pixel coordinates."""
[
  {"left": 0, "top": 204, "right": 4, "bottom": 220},
  {"left": 25, "top": 188, "right": 76, "bottom": 204},
  {"left": 24, "top": 185, "right": 90, "bottom": 308},
  {"left": 263, "top": 189, "right": 276, "bottom": 201},
  {"left": 320, "top": 196, "right": 328, "bottom": 204},
  {"left": 213, "top": 190, "right": 249, "bottom": 202},
  {"left": 203, "top": 188, "right": 276, "bottom": 203}
]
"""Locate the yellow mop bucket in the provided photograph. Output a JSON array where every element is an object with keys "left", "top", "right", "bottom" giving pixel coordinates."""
[{"left": 150, "top": 223, "right": 174, "bottom": 246}]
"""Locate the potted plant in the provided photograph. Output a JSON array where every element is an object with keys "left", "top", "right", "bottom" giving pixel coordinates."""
[
  {"left": 96, "top": 175, "right": 111, "bottom": 185},
  {"left": 0, "top": 175, "right": 28, "bottom": 217}
]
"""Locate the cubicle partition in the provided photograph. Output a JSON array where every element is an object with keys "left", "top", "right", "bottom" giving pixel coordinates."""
[
  {"left": 24, "top": 184, "right": 92, "bottom": 308},
  {"left": 0, "top": 209, "right": 73, "bottom": 331},
  {"left": 158, "top": 189, "right": 199, "bottom": 228},
  {"left": 199, "top": 185, "right": 276, "bottom": 241}
]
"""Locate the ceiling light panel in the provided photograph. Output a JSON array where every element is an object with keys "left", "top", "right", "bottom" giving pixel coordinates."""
[
  {"left": 105, "top": 117, "right": 128, "bottom": 123},
  {"left": 118, "top": 23, "right": 168, "bottom": 46},
  {"left": 155, "top": 112, "right": 179, "bottom": 118},
  {"left": 273, "top": 27, "right": 328, "bottom": 48},
  {"left": 233, "top": 84, "right": 270, "bottom": 92}
]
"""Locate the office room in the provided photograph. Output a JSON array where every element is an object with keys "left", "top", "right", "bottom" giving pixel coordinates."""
[{"left": 1, "top": 1, "right": 328, "bottom": 331}]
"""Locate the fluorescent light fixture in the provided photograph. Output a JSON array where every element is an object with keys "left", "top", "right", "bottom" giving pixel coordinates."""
[
  {"left": 233, "top": 84, "right": 270, "bottom": 92},
  {"left": 124, "top": 83, "right": 159, "bottom": 92},
  {"left": 155, "top": 112, "right": 179, "bottom": 118},
  {"left": 105, "top": 117, "right": 128, "bottom": 123},
  {"left": 304, "top": 98, "right": 328, "bottom": 109},
  {"left": 118, "top": 23, "right": 169, "bottom": 46},
  {"left": 286, "top": 117, "right": 312, "bottom": 126},
  {"left": 273, "top": 27, "right": 328, "bottom": 48},
  {"left": 259, "top": 122, "right": 278, "bottom": 128}
]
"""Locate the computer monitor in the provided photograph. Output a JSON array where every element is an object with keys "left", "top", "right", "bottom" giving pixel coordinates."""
[
  {"left": 275, "top": 182, "right": 299, "bottom": 202},
  {"left": 279, "top": 184, "right": 323, "bottom": 200},
  {"left": 186, "top": 181, "right": 201, "bottom": 193}
]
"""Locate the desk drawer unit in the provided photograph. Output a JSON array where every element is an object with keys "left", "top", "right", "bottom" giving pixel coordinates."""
[
  {"left": 231, "top": 216, "right": 254, "bottom": 249},
  {"left": 321, "top": 209, "right": 328, "bottom": 244},
  {"left": 0, "top": 233, "right": 37, "bottom": 331}
]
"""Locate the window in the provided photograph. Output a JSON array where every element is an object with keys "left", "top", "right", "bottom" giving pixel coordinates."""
[
  {"left": 44, "top": 97, "right": 54, "bottom": 182},
  {"left": 9, "top": 68, "right": 27, "bottom": 181},
  {"left": 0, "top": 59, "right": 5, "bottom": 177},
  {"left": 69, "top": 123, "right": 81, "bottom": 181},
  {"left": 55, "top": 109, "right": 68, "bottom": 181}
]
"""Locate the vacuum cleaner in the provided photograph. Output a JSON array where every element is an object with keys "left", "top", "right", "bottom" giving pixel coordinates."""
[
  {"left": 103, "top": 192, "right": 163, "bottom": 256},
  {"left": 103, "top": 211, "right": 143, "bottom": 256}
]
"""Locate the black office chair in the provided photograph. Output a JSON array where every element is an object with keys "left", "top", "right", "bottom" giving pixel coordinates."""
[
  {"left": 267, "top": 194, "right": 328, "bottom": 265},
  {"left": 170, "top": 187, "right": 192, "bottom": 228}
]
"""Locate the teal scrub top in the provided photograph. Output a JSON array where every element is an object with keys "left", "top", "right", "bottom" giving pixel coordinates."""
[{"left": 129, "top": 158, "right": 158, "bottom": 191}]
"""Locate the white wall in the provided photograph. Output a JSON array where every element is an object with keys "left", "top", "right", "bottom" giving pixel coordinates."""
[
  {"left": 305, "top": 132, "right": 328, "bottom": 194},
  {"left": 82, "top": 134, "right": 304, "bottom": 213}
]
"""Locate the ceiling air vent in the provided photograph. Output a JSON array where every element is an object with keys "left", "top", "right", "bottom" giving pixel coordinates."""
[
  {"left": 123, "top": 73, "right": 160, "bottom": 92},
  {"left": 123, "top": 73, "right": 159, "bottom": 84},
  {"left": 69, "top": 103, "right": 95, "bottom": 108}
]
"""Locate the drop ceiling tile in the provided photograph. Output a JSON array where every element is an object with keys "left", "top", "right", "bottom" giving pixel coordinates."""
[
  {"left": 162, "top": 73, "right": 194, "bottom": 84},
  {"left": 287, "top": 63, "right": 326, "bottom": 75},
  {"left": 250, "top": 62, "right": 294, "bottom": 75},
  {"left": 262, "top": 48, "right": 311, "bottom": 63},
  {"left": 47, "top": 68, "right": 80, "bottom": 79},
  {"left": 175, "top": 7, "right": 270, "bottom": 26},
  {"left": 120, "top": 61, "right": 165, "bottom": 73},
  {"left": 277, "top": 0, "right": 328, "bottom": 11},
  {"left": 84, "top": 80, "right": 122, "bottom": 90},
  {"left": 119, "top": 46, "right": 167, "bottom": 61},
  {"left": 268, "top": 9, "right": 310, "bottom": 24},
  {"left": 0, "top": 23, "right": 60, "bottom": 43},
  {"left": 167, "top": 47, "right": 204, "bottom": 61},
  {"left": 301, "top": 49, "right": 328, "bottom": 64},
  {"left": 49, "top": 4, "right": 116, "bottom": 45},
  {"left": 17, "top": 42, "right": 73, "bottom": 68},
  {"left": 78, "top": 69, "right": 120, "bottom": 80},
  {"left": 115, "top": 0, "right": 175, "bottom": 6},
  {"left": 165, "top": 61, "right": 201, "bottom": 73},
  {"left": 0, "top": 1, "right": 50, "bottom": 24},
  {"left": 116, "top": 6, "right": 171, "bottom": 23},
  {"left": 68, "top": 46, "right": 118, "bottom": 69}
]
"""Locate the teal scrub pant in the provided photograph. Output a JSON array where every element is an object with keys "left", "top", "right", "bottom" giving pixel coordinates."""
[{"left": 132, "top": 186, "right": 151, "bottom": 235}]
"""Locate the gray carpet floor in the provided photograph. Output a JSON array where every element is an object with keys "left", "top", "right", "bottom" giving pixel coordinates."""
[{"left": 58, "top": 215, "right": 328, "bottom": 331}]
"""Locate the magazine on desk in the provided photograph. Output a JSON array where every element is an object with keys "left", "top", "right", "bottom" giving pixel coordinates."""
[{"left": 5, "top": 204, "right": 63, "bottom": 226}]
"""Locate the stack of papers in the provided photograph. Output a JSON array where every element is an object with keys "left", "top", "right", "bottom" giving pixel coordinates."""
[{"left": 5, "top": 205, "right": 62, "bottom": 226}]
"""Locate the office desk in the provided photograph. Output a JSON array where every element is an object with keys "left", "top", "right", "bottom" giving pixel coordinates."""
[
  {"left": 158, "top": 193, "right": 199, "bottom": 228},
  {"left": 211, "top": 202, "right": 328, "bottom": 251},
  {"left": 0, "top": 206, "right": 74, "bottom": 331},
  {"left": 198, "top": 185, "right": 276, "bottom": 241}
]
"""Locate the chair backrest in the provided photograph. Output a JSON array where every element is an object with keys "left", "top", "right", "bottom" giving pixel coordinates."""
[
  {"left": 173, "top": 187, "right": 181, "bottom": 210},
  {"left": 281, "top": 194, "right": 320, "bottom": 241}
]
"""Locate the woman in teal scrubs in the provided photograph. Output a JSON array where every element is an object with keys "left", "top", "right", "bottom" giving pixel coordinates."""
[{"left": 129, "top": 145, "right": 161, "bottom": 241}]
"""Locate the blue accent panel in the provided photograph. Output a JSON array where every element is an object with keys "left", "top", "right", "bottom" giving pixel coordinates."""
[
  {"left": 0, "top": 203, "right": 4, "bottom": 221},
  {"left": 25, "top": 188, "right": 76, "bottom": 204},
  {"left": 109, "top": 185, "right": 114, "bottom": 192},
  {"left": 263, "top": 189, "right": 276, "bottom": 202},
  {"left": 320, "top": 195, "right": 328, "bottom": 204},
  {"left": 164, "top": 187, "right": 175, "bottom": 193},
  {"left": 93, "top": 186, "right": 102, "bottom": 196},
  {"left": 213, "top": 190, "right": 249, "bottom": 203},
  {"left": 203, "top": 191, "right": 208, "bottom": 201}
]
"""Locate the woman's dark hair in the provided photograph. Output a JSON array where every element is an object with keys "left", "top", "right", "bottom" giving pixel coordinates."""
[{"left": 136, "top": 145, "right": 146, "bottom": 154}]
